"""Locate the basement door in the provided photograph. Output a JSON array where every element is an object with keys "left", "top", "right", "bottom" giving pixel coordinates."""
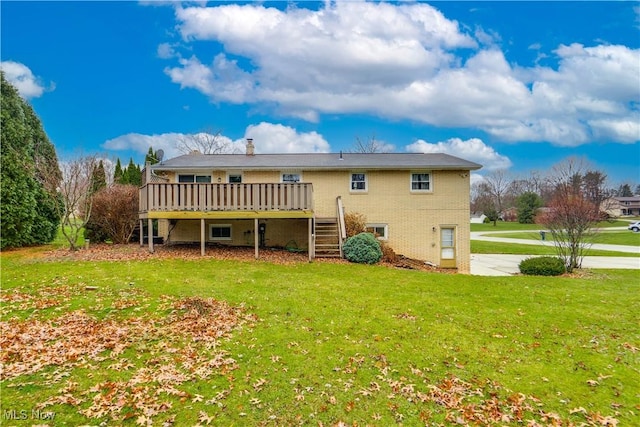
[{"left": 439, "top": 227, "right": 457, "bottom": 268}]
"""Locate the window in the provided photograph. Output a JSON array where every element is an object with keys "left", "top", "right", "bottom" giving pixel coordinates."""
[
  {"left": 411, "top": 173, "right": 431, "bottom": 191},
  {"left": 228, "top": 173, "right": 242, "bottom": 183},
  {"left": 282, "top": 173, "right": 301, "bottom": 183},
  {"left": 179, "top": 174, "right": 211, "bottom": 183},
  {"left": 351, "top": 173, "right": 367, "bottom": 191},
  {"left": 209, "top": 224, "right": 232, "bottom": 241},
  {"left": 366, "top": 223, "right": 388, "bottom": 240}
]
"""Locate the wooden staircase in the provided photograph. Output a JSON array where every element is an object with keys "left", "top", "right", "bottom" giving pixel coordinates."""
[{"left": 314, "top": 217, "right": 342, "bottom": 258}]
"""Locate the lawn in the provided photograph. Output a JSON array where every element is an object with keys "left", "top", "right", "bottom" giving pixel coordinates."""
[
  {"left": 480, "top": 231, "right": 640, "bottom": 247},
  {"left": 1, "top": 247, "right": 638, "bottom": 426}
]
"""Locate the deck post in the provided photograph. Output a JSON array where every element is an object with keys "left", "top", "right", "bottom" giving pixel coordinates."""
[
  {"left": 147, "top": 218, "right": 154, "bottom": 253},
  {"left": 254, "top": 218, "right": 259, "bottom": 259},
  {"left": 201, "top": 218, "right": 206, "bottom": 256},
  {"left": 308, "top": 217, "right": 314, "bottom": 262},
  {"left": 139, "top": 219, "right": 143, "bottom": 247}
]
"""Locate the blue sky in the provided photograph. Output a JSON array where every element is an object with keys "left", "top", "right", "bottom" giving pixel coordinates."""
[{"left": 2, "top": 1, "right": 639, "bottom": 186}]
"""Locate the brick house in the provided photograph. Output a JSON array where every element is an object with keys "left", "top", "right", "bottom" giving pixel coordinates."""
[{"left": 138, "top": 140, "right": 482, "bottom": 273}]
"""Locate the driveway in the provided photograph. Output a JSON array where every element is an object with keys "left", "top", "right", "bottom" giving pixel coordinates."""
[{"left": 470, "top": 231, "right": 640, "bottom": 276}]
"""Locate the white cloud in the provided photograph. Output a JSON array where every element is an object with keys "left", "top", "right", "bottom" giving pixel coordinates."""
[
  {"left": 245, "top": 122, "right": 330, "bottom": 153},
  {"left": 102, "top": 122, "right": 331, "bottom": 158},
  {"left": 160, "top": 2, "right": 640, "bottom": 147},
  {"left": 0, "top": 61, "right": 51, "bottom": 99},
  {"left": 102, "top": 132, "right": 188, "bottom": 159},
  {"left": 405, "top": 137, "right": 511, "bottom": 171}
]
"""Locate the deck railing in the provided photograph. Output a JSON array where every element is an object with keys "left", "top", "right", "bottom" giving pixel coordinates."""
[{"left": 139, "top": 183, "right": 313, "bottom": 213}]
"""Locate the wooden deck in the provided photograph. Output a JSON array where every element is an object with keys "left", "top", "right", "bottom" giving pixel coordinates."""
[{"left": 139, "top": 182, "right": 314, "bottom": 219}]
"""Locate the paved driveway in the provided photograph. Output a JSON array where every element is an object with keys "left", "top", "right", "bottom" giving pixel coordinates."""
[{"left": 470, "top": 230, "right": 640, "bottom": 276}]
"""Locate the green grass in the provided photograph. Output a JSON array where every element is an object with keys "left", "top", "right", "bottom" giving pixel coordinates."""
[
  {"left": 481, "top": 231, "right": 640, "bottom": 247},
  {"left": 471, "top": 240, "right": 638, "bottom": 257},
  {"left": 1, "top": 249, "right": 639, "bottom": 426},
  {"left": 471, "top": 219, "right": 633, "bottom": 232}
]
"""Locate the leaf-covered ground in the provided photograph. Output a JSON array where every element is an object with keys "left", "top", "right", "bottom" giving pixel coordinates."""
[{"left": 1, "top": 245, "right": 634, "bottom": 426}]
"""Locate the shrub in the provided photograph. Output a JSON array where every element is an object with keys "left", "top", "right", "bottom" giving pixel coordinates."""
[
  {"left": 519, "top": 256, "right": 566, "bottom": 276},
  {"left": 344, "top": 212, "right": 366, "bottom": 237},
  {"left": 85, "top": 185, "right": 139, "bottom": 244},
  {"left": 379, "top": 239, "right": 398, "bottom": 263},
  {"left": 343, "top": 232, "right": 382, "bottom": 264}
]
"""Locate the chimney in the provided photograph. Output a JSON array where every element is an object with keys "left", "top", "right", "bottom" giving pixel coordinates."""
[{"left": 246, "top": 138, "right": 255, "bottom": 156}]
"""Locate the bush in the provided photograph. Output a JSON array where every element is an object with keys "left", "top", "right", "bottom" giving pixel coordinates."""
[
  {"left": 343, "top": 232, "right": 382, "bottom": 264},
  {"left": 379, "top": 240, "right": 398, "bottom": 263},
  {"left": 519, "top": 256, "right": 566, "bottom": 276},
  {"left": 344, "top": 212, "right": 366, "bottom": 237},
  {"left": 85, "top": 185, "right": 139, "bottom": 244}
]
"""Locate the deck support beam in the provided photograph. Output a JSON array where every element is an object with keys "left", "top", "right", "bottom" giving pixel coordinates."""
[
  {"left": 308, "top": 217, "right": 314, "bottom": 262},
  {"left": 139, "top": 219, "right": 143, "bottom": 247},
  {"left": 200, "top": 218, "right": 206, "bottom": 256},
  {"left": 254, "top": 218, "right": 259, "bottom": 259},
  {"left": 147, "top": 218, "right": 154, "bottom": 253}
]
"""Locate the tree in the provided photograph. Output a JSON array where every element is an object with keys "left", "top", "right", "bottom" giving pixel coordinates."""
[
  {"left": 516, "top": 192, "right": 543, "bottom": 224},
  {"left": 176, "top": 130, "right": 237, "bottom": 155},
  {"left": 145, "top": 147, "right": 161, "bottom": 165},
  {"left": 44, "top": 155, "right": 99, "bottom": 250},
  {"left": 90, "top": 160, "right": 107, "bottom": 194},
  {"left": 1, "top": 72, "right": 61, "bottom": 249},
  {"left": 350, "top": 135, "right": 392, "bottom": 153},
  {"left": 539, "top": 157, "right": 602, "bottom": 273},
  {"left": 114, "top": 158, "right": 124, "bottom": 184},
  {"left": 617, "top": 183, "right": 633, "bottom": 197},
  {"left": 479, "top": 170, "right": 513, "bottom": 217},
  {"left": 539, "top": 192, "right": 599, "bottom": 273},
  {"left": 124, "top": 158, "right": 141, "bottom": 186}
]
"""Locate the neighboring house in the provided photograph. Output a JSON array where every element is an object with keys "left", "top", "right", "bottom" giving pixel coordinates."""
[
  {"left": 470, "top": 213, "right": 487, "bottom": 224},
  {"left": 138, "top": 140, "right": 482, "bottom": 273},
  {"left": 604, "top": 196, "right": 640, "bottom": 217}
]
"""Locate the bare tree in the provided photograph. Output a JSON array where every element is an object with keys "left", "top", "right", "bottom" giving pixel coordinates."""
[
  {"left": 480, "top": 169, "right": 513, "bottom": 215},
  {"left": 176, "top": 130, "right": 239, "bottom": 155},
  {"left": 43, "top": 155, "right": 98, "bottom": 250},
  {"left": 350, "top": 135, "right": 393, "bottom": 153},
  {"left": 540, "top": 157, "right": 602, "bottom": 272}
]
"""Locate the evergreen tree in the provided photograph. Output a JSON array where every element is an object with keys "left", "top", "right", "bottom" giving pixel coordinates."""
[
  {"left": 618, "top": 184, "right": 633, "bottom": 197},
  {"left": 145, "top": 147, "right": 160, "bottom": 165},
  {"left": 124, "top": 158, "right": 141, "bottom": 186},
  {"left": 91, "top": 160, "right": 107, "bottom": 194},
  {"left": 1, "top": 72, "right": 61, "bottom": 249},
  {"left": 516, "top": 192, "right": 544, "bottom": 224},
  {"left": 114, "top": 158, "right": 124, "bottom": 184}
]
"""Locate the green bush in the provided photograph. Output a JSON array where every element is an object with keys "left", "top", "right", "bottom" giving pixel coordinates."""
[
  {"left": 519, "top": 256, "right": 566, "bottom": 276},
  {"left": 343, "top": 232, "right": 382, "bottom": 264}
]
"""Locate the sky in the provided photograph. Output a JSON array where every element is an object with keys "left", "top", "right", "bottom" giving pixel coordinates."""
[{"left": 2, "top": 1, "right": 639, "bottom": 186}]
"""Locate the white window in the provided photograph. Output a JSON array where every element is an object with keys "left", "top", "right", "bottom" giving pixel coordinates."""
[
  {"left": 410, "top": 172, "right": 431, "bottom": 191},
  {"left": 281, "top": 172, "right": 302, "bottom": 183},
  {"left": 178, "top": 174, "right": 211, "bottom": 183},
  {"left": 209, "top": 224, "right": 232, "bottom": 241},
  {"left": 366, "top": 223, "right": 388, "bottom": 240},
  {"left": 350, "top": 173, "right": 367, "bottom": 191},
  {"left": 228, "top": 173, "right": 242, "bottom": 183}
]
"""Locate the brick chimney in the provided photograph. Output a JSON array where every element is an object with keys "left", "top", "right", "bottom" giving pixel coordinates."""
[{"left": 246, "top": 138, "right": 255, "bottom": 156}]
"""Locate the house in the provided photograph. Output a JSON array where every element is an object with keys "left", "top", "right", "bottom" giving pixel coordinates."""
[
  {"left": 604, "top": 196, "right": 640, "bottom": 217},
  {"left": 470, "top": 213, "right": 487, "bottom": 224},
  {"left": 138, "top": 140, "right": 482, "bottom": 273}
]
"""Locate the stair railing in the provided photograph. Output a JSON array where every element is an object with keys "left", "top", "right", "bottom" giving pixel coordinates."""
[{"left": 336, "top": 196, "right": 347, "bottom": 258}]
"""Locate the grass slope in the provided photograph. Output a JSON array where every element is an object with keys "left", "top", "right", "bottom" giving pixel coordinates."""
[{"left": 1, "top": 250, "right": 639, "bottom": 425}]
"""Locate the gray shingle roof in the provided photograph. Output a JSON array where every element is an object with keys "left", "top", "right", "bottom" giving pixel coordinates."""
[{"left": 151, "top": 152, "right": 482, "bottom": 171}]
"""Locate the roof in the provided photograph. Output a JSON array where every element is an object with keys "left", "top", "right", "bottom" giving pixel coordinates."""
[{"left": 151, "top": 152, "right": 483, "bottom": 172}]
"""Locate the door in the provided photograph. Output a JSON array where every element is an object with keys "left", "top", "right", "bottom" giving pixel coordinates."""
[{"left": 440, "top": 227, "right": 456, "bottom": 268}]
